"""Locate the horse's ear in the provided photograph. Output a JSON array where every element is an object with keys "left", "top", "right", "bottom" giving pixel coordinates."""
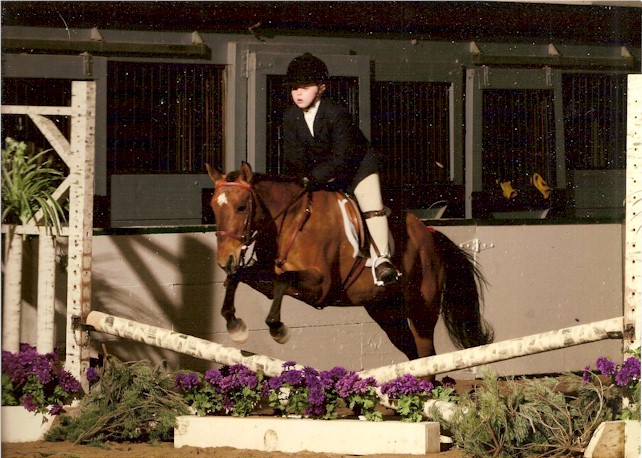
[
  {"left": 206, "top": 163, "right": 223, "bottom": 183},
  {"left": 240, "top": 161, "right": 254, "bottom": 182}
]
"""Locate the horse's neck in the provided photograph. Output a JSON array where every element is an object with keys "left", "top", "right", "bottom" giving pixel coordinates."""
[{"left": 255, "top": 181, "right": 304, "bottom": 219}]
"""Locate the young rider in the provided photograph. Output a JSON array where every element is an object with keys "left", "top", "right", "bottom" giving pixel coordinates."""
[{"left": 281, "top": 52, "right": 400, "bottom": 286}]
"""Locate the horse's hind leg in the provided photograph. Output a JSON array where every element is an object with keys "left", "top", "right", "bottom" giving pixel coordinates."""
[
  {"left": 406, "top": 261, "right": 442, "bottom": 380},
  {"left": 221, "top": 274, "right": 249, "bottom": 343},
  {"left": 265, "top": 272, "right": 295, "bottom": 344}
]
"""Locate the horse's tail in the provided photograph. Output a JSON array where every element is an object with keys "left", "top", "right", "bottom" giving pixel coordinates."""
[{"left": 433, "top": 230, "right": 494, "bottom": 349}]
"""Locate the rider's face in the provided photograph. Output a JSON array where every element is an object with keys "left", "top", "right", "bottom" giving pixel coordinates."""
[{"left": 291, "top": 83, "right": 325, "bottom": 110}]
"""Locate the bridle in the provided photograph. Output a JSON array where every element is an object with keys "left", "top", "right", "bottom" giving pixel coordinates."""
[
  {"left": 213, "top": 178, "right": 308, "bottom": 268},
  {"left": 214, "top": 180, "right": 254, "bottom": 243}
]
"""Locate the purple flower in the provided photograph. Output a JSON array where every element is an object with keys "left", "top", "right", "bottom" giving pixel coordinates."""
[
  {"left": 282, "top": 361, "right": 297, "bottom": 369},
  {"left": 303, "top": 366, "right": 319, "bottom": 383},
  {"left": 86, "top": 367, "right": 100, "bottom": 384},
  {"left": 596, "top": 357, "right": 617, "bottom": 376},
  {"left": 49, "top": 404, "right": 64, "bottom": 415},
  {"left": 335, "top": 372, "right": 360, "bottom": 398},
  {"left": 615, "top": 356, "right": 641, "bottom": 387},
  {"left": 175, "top": 372, "right": 200, "bottom": 391},
  {"left": 280, "top": 369, "right": 304, "bottom": 387},
  {"left": 204, "top": 369, "right": 222, "bottom": 387},
  {"left": 2, "top": 344, "right": 82, "bottom": 415},
  {"left": 307, "top": 384, "right": 326, "bottom": 407},
  {"left": 380, "top": 374, "right": 433, "bottom": 399},
  {"left": 222, "top": 398, "right": 234, "bottom": 411},
  {"left": 267, "top": 376, "right": 283, "bottom": 390},
  {"left": 57, "top": 370, "right": 81, "bottom": 393},
  {"left": 22, "top": 394, "right": 39, "bottom": 413},
  {"left": 219, "top": 364, "right": 259, "bottom": 391},
  {"left": 582, "top": 366, "right": 592, "bottom": 384},
  {"left": 441, "top": 376, "right": 456, "bottom": 388},
  {"left": 327, "top": 366, "right": 348, "bottom": 379},
  {"left": 352, "top": 377, "right": 377, "bottom": 395}
]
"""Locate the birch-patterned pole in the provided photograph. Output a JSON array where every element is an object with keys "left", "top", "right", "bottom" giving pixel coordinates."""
[
  {"left": 2, "top": 226, "right": 23, "bottom": 353},
  {"left": 624, "top": 74, "right": 641, "bottom": 352},
  {"left": 360, "top": 317, "right": 624, "bottom": 383},
  {"left": 86, "top": 311, "right": 302, "bottom": 377},
  {"left": 65, "top": 81, "right": 96, "bottom": 391},
  {"left": 36, "top": 231, "right": 56, "bottom": 353}
]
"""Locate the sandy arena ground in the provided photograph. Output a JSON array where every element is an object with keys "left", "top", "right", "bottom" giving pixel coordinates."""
[{"left": 2, "top": 441, "right": 466, "bottom": 457}]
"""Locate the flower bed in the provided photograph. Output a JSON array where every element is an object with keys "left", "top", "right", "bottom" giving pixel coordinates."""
[{"left": 4, "top": 346, "right": 638, "bottom": 457}]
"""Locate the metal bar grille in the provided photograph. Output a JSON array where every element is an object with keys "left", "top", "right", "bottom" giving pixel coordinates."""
[
  {"left": 562, "top": 73, "right": 626, "bottom": 170},
  {"left": 107, "top": 62, "right": 224, "bottom": 174},
  {"left": 371, "top": 82, "right": 451, "bottom": 186},
  {"left": 1, "top": 78, "right": 72, "bottom": 155},
  {"left": 481, "top": 89, "right": 556, "bottom": 190}
]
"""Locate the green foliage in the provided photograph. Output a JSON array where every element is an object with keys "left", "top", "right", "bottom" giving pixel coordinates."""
[
  {"left": 447, "top": 370, "right": 621, "bottom": 458},
  {"left": 394, "top": 394, "right": 426, "bottom": 423},
  {"left": 228, "top": 375, "right": 265, "bottom": 417},
  {"left": 176, "top": 373, "right": 222, "bottom": 416},
  {"left": 1, "top": 137, "right": 66, "bottom": 233},
  {"left": 346, "top": 387, "right": 383, "bottom": 421},
  {"left": 268, "top": 385, "right": 310, "bottom": 417},
  {"left": 46, "top": 357, "right": 190, "bottom": 445},
  {"left": 432, "top": 385, "right": 459, "bottom": 402}
]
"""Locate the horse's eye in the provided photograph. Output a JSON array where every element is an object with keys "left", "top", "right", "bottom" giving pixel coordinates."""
[{"left": 237, "top": 205, "right": 247, "bottom": 212}]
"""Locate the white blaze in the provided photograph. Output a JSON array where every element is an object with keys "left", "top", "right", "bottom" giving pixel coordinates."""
[{"left": 217, "top": 192, "right": 229, "bottom": 206}]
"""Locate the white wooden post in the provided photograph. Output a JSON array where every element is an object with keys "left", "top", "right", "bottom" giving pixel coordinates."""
[
  {"left": 624, "top": 74, "right": 641, "bottom": 354},
  {"left": 36, "top": 230, "right": 56, "bottom": 353},
  {"left": 64, "top": 81, "right": 96, "bottom": 389},
  {"left": 2, "top": 227, "right": 23, "bottom": 353}
]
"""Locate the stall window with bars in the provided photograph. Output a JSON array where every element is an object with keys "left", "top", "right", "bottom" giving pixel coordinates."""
[
  {"left": 482, "top": 89, "right": 556, "bottom": 191},
  {"left": 562, "top": 73, "right": 626, "bottom": 170},
  {"left": 107, "top": 62, "right": 224, "bottom": 174},
  {"left": 1, "top": 78, "right": 72, "bottom": 156},
  {"left": 371, "top": 82, "right": 451, "bottom": 186}
]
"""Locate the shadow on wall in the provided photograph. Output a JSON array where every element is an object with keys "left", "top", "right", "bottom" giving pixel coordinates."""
[{"left": 53, "top": 232, "right": 220, "bottom": 372}]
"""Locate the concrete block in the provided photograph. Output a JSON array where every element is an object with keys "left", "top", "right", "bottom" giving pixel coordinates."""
[
  {"left": 584, "top": 420, "right": 641, "bottom": 458},
  {"left": 175, "top": 416, "right": 440, "bottom": 455}
]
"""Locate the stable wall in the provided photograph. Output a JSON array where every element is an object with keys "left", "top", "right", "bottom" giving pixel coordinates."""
[{"left": 15, "top": 222, "right": 623, "bottom": 379}]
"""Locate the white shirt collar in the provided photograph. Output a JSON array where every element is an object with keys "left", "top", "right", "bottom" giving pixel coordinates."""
[{"left": 303, "top": 99, "right": 321, "bottom": 136}]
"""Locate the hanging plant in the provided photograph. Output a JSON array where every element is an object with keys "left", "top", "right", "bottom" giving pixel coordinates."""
[{"left": 1, "top": 137, "right": 66, "bottom": 233}]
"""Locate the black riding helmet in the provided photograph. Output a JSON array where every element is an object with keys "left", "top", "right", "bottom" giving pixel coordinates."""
[{"left": 285, "top": 53, "right": 329, "bottom": 86}]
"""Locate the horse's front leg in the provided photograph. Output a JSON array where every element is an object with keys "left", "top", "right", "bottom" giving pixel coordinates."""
[
  {"left": 265, "top": 271, "right": 297, "bottom": 344},
  {"left": 221, "top": 274, "right": 249, "bottom": 343}
]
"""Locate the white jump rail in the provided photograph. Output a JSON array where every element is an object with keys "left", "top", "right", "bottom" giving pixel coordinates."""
[
  {"left": 86, "top": 311, "right": 304, "bottom": 377},
  {"left": 87, "top": 310, "right": 623, "bottom": 383},
  {"left": 360, "top": 317, "right": 624, "bottom": 383}
]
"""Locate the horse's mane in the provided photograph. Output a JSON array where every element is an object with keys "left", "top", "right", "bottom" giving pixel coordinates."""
[{"left": 225, "top": 170, "right": 301, "bottom": 186}]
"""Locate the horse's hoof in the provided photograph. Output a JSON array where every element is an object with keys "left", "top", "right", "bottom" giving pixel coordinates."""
[
  {"left": 271, "top": 325, "right": 291, "bottom": 344},
  {"left": 228, "top": 319, "right": 249, "bottom": 343}
]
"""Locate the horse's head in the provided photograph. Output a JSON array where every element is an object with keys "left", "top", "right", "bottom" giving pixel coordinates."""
[{"left": 207, "top": 161, "right": 256, "bottom": 274}]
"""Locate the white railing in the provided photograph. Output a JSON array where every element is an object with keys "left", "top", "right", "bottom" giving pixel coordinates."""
[{"left": 1, "top": 81, "right": 96, "bottom": 389}]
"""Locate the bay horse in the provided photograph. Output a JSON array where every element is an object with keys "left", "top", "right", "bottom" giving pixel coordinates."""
[{"left": 207, "top": 162, "right": 493, "bottom": 363}]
